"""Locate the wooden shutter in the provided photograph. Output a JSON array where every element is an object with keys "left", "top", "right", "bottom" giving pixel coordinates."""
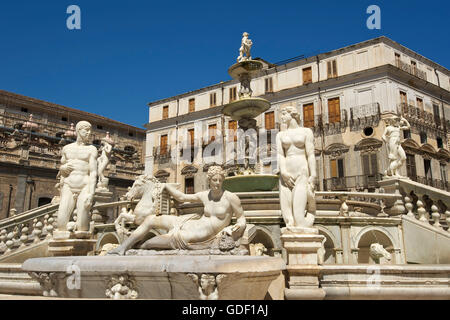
[
  {"left": 328, "top": 98, "right": 341, "bottom": 123},
  {"left": 303, "top": 103, "right": 314, "bottom": 128},
  {"left": 265, "top": 111, "right": 275, "bottom": 130},
  {"left": 208, "top": 124, "right": 217, "bottom": 142},
  {"left": 400, "top": 91, "right": 407, "bottom": 105},
  {"left": 362, "top": 154, "right": 370, "bottom": 175},
  {"left": 303, "top": 67, "right": 312, "bottom": 84},
  {"left": 265, "top": 78, "right": 273, "bottom": 93},
  {"left": 160, "top": 135, "right": 168, "bottom": 155},
  {"left": 406, "top": 154, "right": 416, "bottom": 179},
  {"left": 188, "top": 129, "right": 195, "bottom": 146},
  {"left": 228, "top": 120, "right": 237, "bottom": 141},
  {"left": 189, "top": 99, "right": 195, "bottom": 113},
  {"left": 185, "top": 178, "right": 195, "bottom": 194},
  {"left": 338, "top": 159, "right": 344, "bottom": 177},
  {"left": 370, "top": 154, "right": 378, "bottom": 175},
  {"left": 330, "top": 159, "right": 338, "bottom": 178},
  {"left": 162, "top": 106, "right": 169, "bottom": 119},
  {"left": 229, "top": 87, "right": 237, "bottom": 102},
  {"left": 416, "top": 98, "right": 423, "bottom": 110},
  {"left": 210, "top": 93, "right": 216, "bottom": 107},
  {"left": 328, "top": 60, "right": 337, "bottom": 78}
]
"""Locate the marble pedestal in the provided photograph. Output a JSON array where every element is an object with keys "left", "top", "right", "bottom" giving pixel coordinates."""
[
  {"left": 280, "top": 227, "right": 326, "bottom": 300},
  {"left": 92, "top": 190, "right": 114, "bottom": 224},
  {"left": 378, "top": 178, "right": 407, "bottom": 216},
  {"left": 23, "top": 255, "right": 286, "bottom": 299},
  {"left": 49, "top": 231, "right": 96, "bottom": 257}
]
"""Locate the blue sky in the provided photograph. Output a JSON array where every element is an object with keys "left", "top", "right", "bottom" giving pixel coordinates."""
[{"left": 0, "top": 0, "right": 448, "bottom": 128}]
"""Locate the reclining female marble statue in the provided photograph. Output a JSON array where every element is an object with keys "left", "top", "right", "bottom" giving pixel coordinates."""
[
  {"left": 108, "top": 166, "right": 246, "bottom": 255},
  {"left": 277, "top": 105, "right": 317, "bottom": 230}
]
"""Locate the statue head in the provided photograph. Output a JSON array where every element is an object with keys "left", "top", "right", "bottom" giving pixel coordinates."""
[
  {"left": 280, "top": 105, "right": 301, "bottom": 126},
  {"left": 200, "top": 274, "right": 216, "bottom": 294},
  {"left": 242, "top": 32, "right": 249, "bottom": 38},
  {"left": 207, "top": 165, "right": 225, "bottom": 191},
  {"left": 75, "top": 121, "right": 92, "bottom": 143}
]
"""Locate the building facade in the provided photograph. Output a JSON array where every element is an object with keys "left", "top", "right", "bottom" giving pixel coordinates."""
[
  {"left": 0, "top": 90, "right": 146, "bottom": 219},
  {"left": 145, "top": 37, "right": 450, "bottom": 195}
]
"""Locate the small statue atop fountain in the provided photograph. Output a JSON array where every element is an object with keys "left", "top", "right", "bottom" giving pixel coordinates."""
[
  {"left": 277, "top": 105, "right": 317, "bottom": 231},
  {"left": 237, "top": 32, "right": 253, "bottom": 63},
  {"left": 96, "top": 132, "right": 115, "bottom": 191},
  {"left": 382, "top": 115, "right": 410, "bottom": 178}
]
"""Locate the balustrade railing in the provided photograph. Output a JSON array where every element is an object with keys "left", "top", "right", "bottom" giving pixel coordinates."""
[
  {"left": 392, "top": 60, "right": 427, "bottom": 81},
  {"left": 323, "top": 174, "right": 383, "bottom": 191}
]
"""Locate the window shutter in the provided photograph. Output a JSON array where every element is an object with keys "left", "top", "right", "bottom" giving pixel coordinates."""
[
  {"left": 362, "top": 154, "right": 370, "bottom": 175},
  {"left": 370, "top": 154, "right": 378, "bottom": 175},
  {"left": 338, "top": 159, "right": 344, "bottom": 177},
  {"left": 330, "top": 159, "right": 338, "bottom": 178},
  {"left": 303, "top": 103, "right": 314, "bottom": 127}
]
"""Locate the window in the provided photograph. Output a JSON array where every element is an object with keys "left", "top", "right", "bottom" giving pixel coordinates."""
[
  {"left": 185, "top": 177, "right": 195, "bottom": 194},
  {"left": 328, "top": 97, "right": 341, "bottom": 123},
  {"left": 188, "top": 128, "right": 195, "bottom": 146},
  {"left": 162, "top": 105, "right": 169, "bottom": 120},
  {"left": 265, "top": 111, "right": 275, "bottom": 130},
  {"left": 437, "top": 137, "right": 444, "bottom": 149},
  {"left": 395, "top": 53, "right": 401, "bottom": 67},
  {"left": 361, "top": 153, "right": 378, "bottom": 176},
  {"left": 403, "top": 129, "right": 411, "bottom": 139},
  {"left": 61, "top": 117, "right": 68, "bottom": 122},
  {"left": 228, "top": 120, "right": 237, "bottom": 142},
  {"left": 97, "top": 125, "right": 103, "bottom": 130},
  {"left": 208, "top": 124, "right": 217, "bottom": 143},
  {"left": 400, "top": 91, "right": 407, "bottom": 105},
  {"left": 303, "top": 103, "right": 314, "bottom": 128},
  {"left": 229, "top": 87, "right": 237, "bottom": 102},
  {"left": 188, "top": 99, "right": 195, "bottom": 113},
  {"left": 411, "top": 60, "right": 417, "bottom": 74},
  {"left": 424, "top": 159, "right": 432, "bottom": 180},
  {"left": 265, "top": 78, "right": 273, "bottom": 93},
  {"left": 416, "top": 97, "right": 423, "bottom": 110},
  {"left": 160, "top": 134, "right": 168, "bottom": 155},
  {"left": 433, "top": 104, "right": 440, "bottom": 118},
  {"left": 210, "top": 93, "right": 217, "bottom": 107},
  {"left": 128, "top": 132, "right": 134, "bottom": 137},
  {"left": 21, "top": 107, "right": 28, "bottom": 113},
  {"left": 38, "top": 197, "right": 52, "bottom": 207},
  {"left": 302, "top": 67, "right": 312, "bottom": 84},
  {"left": 327, "top": 60, "right": 337, "bottom": 78},
  {"left": 420, "top": 132, "right": 427, "bottom": 144},
  {"left": 330, "top": 158, "right": 344, "bottom": 178},
  {"left": 406, "top": 154, "right": 417, "bottom": 180}
]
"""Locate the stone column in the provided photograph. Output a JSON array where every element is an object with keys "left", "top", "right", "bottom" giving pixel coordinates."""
[{"left": 281, "top": 227, "right": 326, "bottom": 300}]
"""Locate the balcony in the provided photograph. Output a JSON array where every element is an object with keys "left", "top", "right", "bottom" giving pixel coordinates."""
[
  {"left": 313, "top": 110, "right": 348, "bottom": 136},
  {"left": 350, "top": 103, "right": 381, "bottom": 131},
  {"left": 153, "top": 146, "right": 171, "bottom": 164},
  {"left": 392, "top": 60, "right": 427, "bottom": 81},
  {"left": 323, "top": 174, "right": 383, "bottom": 191},
  {"left": 409, "top": 175, "right": 450, "bottom": 192},
  {"left": 399, "top": 103, "right": 446, "bottom": 132}
]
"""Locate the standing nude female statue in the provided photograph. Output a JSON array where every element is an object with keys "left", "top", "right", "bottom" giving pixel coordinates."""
[
  {"left": 108, "top": 166, "right": 246, "bottom": 255},
  {"left": 277, "top": 106, "right": 317, "bottom": 229}
]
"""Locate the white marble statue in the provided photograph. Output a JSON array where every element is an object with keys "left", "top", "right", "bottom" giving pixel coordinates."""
[
  {"left": 237, "top": 32, "right": 253, "bottom": 62},
  {"left": 56, "top": 121, "right": 98, "bottom": 234},
  {"left": 369, "top": 243, "right": 392, "bottom": 264},
  {"left": 277, "top": 106, "right": 317, "bottom": 229},
  {"left": 382, "top": 115, "right": 410, "bottom": 177},
  {"left": 108, "top": 166, "right": 246, "bottom": 255},
  {"left": 96, "top": 132, "right": 114, "bottom": 191}
]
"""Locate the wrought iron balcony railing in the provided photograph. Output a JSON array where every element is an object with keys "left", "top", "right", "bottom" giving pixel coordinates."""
[
  {"left": 350, "top": 103, "right": 381, "bottom": 131},
  {"left": 323, "top": 173, "right": 383, "bottom": 191},
  {"left": 392, "top": 60, "right": 427, "bottom": 81}
]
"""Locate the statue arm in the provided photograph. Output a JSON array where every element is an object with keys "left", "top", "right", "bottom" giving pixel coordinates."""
[
  {"left": 277, "top": 133, "right": 295, "bottom": 188},
  {"left": 88, "top": 147, "right": 98, "bottom": 196},
  {"left": 228, "top": 193, "right": 246, "bottom": 239},
  {"left": 381, "top": 127, "right": 388, "bottom": 142},
  {"left": 164, "top": 184, "right": 202, "bottom": 203},
  {"left": 59, "top": 147, "right": 73, "bottom": 177},
  {"left": 400, "top": 117, "right": 410, "bottom": 130},
  {"left": 305, "top": 129, "right": 317, "bottom": 182}
]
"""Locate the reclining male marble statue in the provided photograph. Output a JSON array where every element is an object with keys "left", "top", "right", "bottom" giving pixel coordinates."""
[{"left": 108, "top": 165, "right": 247, "bottom": 255}]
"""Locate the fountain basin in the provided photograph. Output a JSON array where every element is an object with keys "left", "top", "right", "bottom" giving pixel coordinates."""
[
  {"left": 223, "top": 174, "right": 279, "bottom": 192},
  {"left": 223, "top": 97, "right": 271, "bottom": 120},
  {"left": 23, "top": 255, "right": 285, "bottom": 299},
  {"left": 228, "top": 60, "right": 263, "bottom": 79}
]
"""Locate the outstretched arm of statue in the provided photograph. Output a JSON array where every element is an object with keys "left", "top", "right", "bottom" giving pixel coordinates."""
[
  {"left": 163, "top": 183, "right": 202, "bottom": 203},
  {"left": 400, "top": 117, "right": 411, "bottom": 130}
]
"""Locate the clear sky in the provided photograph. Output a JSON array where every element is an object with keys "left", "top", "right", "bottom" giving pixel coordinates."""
[{"left": 0, "top": 0, "right": 448, "bottom": 128}]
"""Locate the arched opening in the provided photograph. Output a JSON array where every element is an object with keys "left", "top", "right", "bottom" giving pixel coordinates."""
[
  {"left": 357, "top": 230, "right": 394, "bottom": 264},
  {"left": 38, "top": 197, "right": 52, "bottom": 207},
  {"left": 318, "top": 230, "right": 336, "bottom": 264},
  {"left": 97, "top": 233, "right": 120, "bottom": 250},
  {"left": 249, "top": 228, "right": 275, "bottom": 256}
]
